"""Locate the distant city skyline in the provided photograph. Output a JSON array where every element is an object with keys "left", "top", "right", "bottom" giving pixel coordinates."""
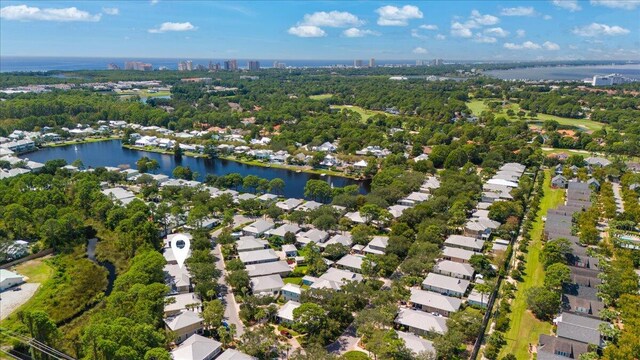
[{"left": 1, "top": 1, "right": 639, "bottom": 60}]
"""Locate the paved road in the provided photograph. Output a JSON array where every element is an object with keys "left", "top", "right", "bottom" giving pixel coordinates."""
[
  {"left": 212, "top": 243, "right": 245, "bottom": 337},
  {"left": 611, "top": 182, "right": 624, "bottom": 213}
]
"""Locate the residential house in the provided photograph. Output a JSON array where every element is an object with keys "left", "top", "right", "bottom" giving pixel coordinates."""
[
  {"left": 170, "top": 334, "right": 222, "bottom": 360},
  {"left": 242, "top": 220, "right": 275, "bottom": 237},
  {"left": 561, "top": 294, "right": 604, "bottom": 319},
  {"left": 444, "top": 235, "right": 485, "bottom": 252},
  {"left": 432, "top": 260, "right": 475, "bottom": 280},
  {"left": 442, "top": 246, "right": 476, "bottom": 264},
  {"left": 321, "top": 233, "right": 353, "bottom": 248},
  {"left": 467, "top": 289, "right": 490, "bottom": 308},
  {"left": 394, "top": 308, "right": 448, "bottom": 336},
  {"left": 281, "top": 283, "right": 302, "bottom": 302},
  {"left": 164, "top": 264, "right": 191, "bottom": 294},
  {"left": 422, "top": 273, "right": 470, "bottom": 298},
  {"left": 244, "top": 261, "right": 291, "bottom": 278},
  {"left": 276, "top": 198, "right": 304, "bottom": 212},
  {"left": 537, "top": 334, "right": 589, "bottom": 360},
  {"left": 281, "top": 244, "right": 298, "bottom": 257},
  {"left": 238, "top": 249, "right": 279, "bottom": 265},
  {"left": 363, "top": 236, "right": 389, "bottom": 255},
  {"left": 216, "top": 349, "right": 256, "bottom": 360},
  {"left": 552, "top": 175, "right": 569, "bottom": 189},
  {"left": 164, "top": 310, "right": 204, "bottom": 344},
  {"left": 397, "top": 331, "right": 436, "bottom": 358},
  {"left": 267, "top": 224, "right": 301, "bottom": 239},
  {"left": 164, "top": 293, "right": 202, "bottom": 317},
  {"left": 250, "top": 274, "right": 284, "bottom": 296},
  {"left": 409, "top": 288, "right": 462, "bottom": 316},
  {"left": 464, "top": 217, "right": 500, "bottom": 240},
  {"left": 236, "top": 237, "right": 269, "bottom": 252},
  {"left": 296, "top": 228, "right": 329, "bottom": 246},
  {"left": 277, "top": 300, "right": 301, "bottom": 324},
  {"left": 585, "top": 157, "right": 611, "bottom": 168},
  {"left": 298, "top": 201, "right": 323, "bottom": 212},
  {"left": 556, "top": 313, "right": 608, "bottom": 347},
  {"left": 336, "top": 254, "right": 367, "bottom": 273},
  {"left": 398, "top": 192, "right": 430, "bottom": 206}
]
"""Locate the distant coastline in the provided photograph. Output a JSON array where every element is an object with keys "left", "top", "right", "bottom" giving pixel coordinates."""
[{"left": 485, "top": 64, "right": 640, "bottom": 81}]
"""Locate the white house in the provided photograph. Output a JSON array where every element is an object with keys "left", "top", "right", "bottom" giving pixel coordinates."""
[
  {"left": 164, "top": 310, "right": 204, "bottom": 344},
  {"left": 170, "top": 334, "right": 222, "bottom": 360},
  {"left": 277, "top": 300, "right": 301, "bottom": 324},
  {"left": 250, "top": 274, "right": 284, "bottom": 296},
  {"left": 0, "top": 269, "right": 24, "bottom": 291}
]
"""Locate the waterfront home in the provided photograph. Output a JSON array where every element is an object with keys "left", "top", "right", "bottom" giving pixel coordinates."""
[
  {"left": 165, "top": 310, "right": 204, "bottom": 344},
  {"left": 353, "top": 160, "right": 368, "bottom": 169},
  {"left": 164, "top": 293, "right": 202, "bottom": 317},
  {"left": 277, "top": 300, "right": 301, "bottom": 324},
  {"left": 267, "top": 224, "right": 301, "bottom": 239},
  {"left": 170, "top": 334, "right": 222, "bottom": 360},
  {"left": 537, "top": 334, "right": 589, "bottom": 360},
  {"left": 422, "top": 273, "right": 470, "bottom": 298},
  {"left": 336, "top": 254, "right": 367, "bottom": 273},
  {"left": 363, "top": 236, "right": 389, "bottom": 255},
  {"left": 244, "top": 261, "right": 291, "bottom": 278},
  {"left": 432, "top": 260, "right": 475, "bottom": 280},
  {"left": 275, "top": 198, "right": 304, "bottom": 212},
  {"left": 257, "top": 193, "right": 279, "bottom": 202},
  {"left": 250, "top": 274, "right": 284, "bottom": 296},
  {"left": 442, "top": 246, "right": 476, "bottom": 263},
  {"left": 242, "top": 220, "right": 275, "bottom": 237},
  {"left": 0, "top": 139, "right": 35, "bottom": 153},
  {"left": 344, "top": 211, "right": 366, "bottom": 224},
  {"left": 237, "top": 193, "right": 257, "bottom": 201},
  {"left": 394, "top": 308, "right": 448, "bottom": 336},
  {"left": 238, "top": 249, "right": 279, "bottom": 265},
  {"left": 444, "top": 235, "right": 485, "bottom": 252},
  {"left": 409, "top": 288, "right": 462, "bottom": 317},
  {"left": 0, "top": 269, "right": 24, "bottom": 291},
  {"left": 281, "top": 283, "right": 302, "bottom": 302}
]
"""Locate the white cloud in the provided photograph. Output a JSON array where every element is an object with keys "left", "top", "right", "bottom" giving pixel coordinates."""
[
  {"left": 287, "top": 25, "right": 326, "bottom": 37},
  {"left": 516, "top": 29, "right": 526, "bottom": 37},
  {"left": 450, "top": 22, "right": 473, "bottom": 37},
  {"left": 343, "top": 28, "right": 379, "bottom": 37},
  {"left": 0, "top": 4, "right": 101, "bottom": 22},
  {"left": 543, "top": 41, "right": 560, "bottom": 50},
  {"left": 413, "top": 47, "right": 428, "bottom": 54},
  {"left": 102, "top": 7, "right": 119, "bottom": 15},
  {"left": 470, "top": 10, "right": 499, "bottom": 25},
  {"left": 411, "top": 29, "right": 427, "bottom": 39},
  {"left": 435, "top": 34, "right": 446, "bottom": 40},
  {"left": 504, "top": 41, "right": 542, "bottom": 50},
  {"left": 302, "top": 11, "right": 363, "bottom": 27},
  {"left": 150, "top": 0, "right": 159, "bottom": 4},
  {"left": 500, "top": 6, "right": 536, "bottom": 16},
  {"left": 419, "top": 24, "right": 438, "bottom": 30},
  {"left": 474, "top": 34, "right": 497, "bottom": 43},
  {"left": 590, "top": 0, "right": 640, "bottom": 9},
  {"left": 572, "top": 23, "right": 630, "bottom": 36},
  {"left": 484, "top": 27, "right": 509, "bottom": 37},
  {"left": 552, "top": 0, "right": 582, "bottom": 12},
  {"left": 148, "top": 22, "right": 196, "bottom": 33},
  {"left": 376, "top": 5, "right": 423, "bottom": 26},
  {"left": 569, "top": 44, "right": 578, "bottom": 49},
  {"left": 543, "top": 14, "right": 553, "bottom": 20}
]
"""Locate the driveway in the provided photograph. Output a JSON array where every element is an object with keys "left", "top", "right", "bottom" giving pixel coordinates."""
[
  {"left": 212, "top": 244, "right": 245, "bottom": 337},
  {"left": 327, "top": 324, "right": 360, "bottom": 354},
  {"left": 0, "top": 283, "right": 40, "bottom": 320}
]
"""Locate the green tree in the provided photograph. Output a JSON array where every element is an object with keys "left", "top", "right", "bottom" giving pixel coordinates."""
[
  {"left": 544, "top": 263, "right": 571, "bottom": 290},
  {"left": 201, "top": 299, "right": 225, "bottom": 329},
  {"left": 526, "top": 286, "right": 561, "bottom": 320},
  {"left": 172, "top": 166, "right": 193, "bottom": 180},
  {"left": 540, "top": 237, "right": 572, "bottom": 268},
  {"left": 293, "top": 303, "right": 327, "bottom": 335},
  {"left": 268, "top": 178, "right": 285, "bottom": 195}
]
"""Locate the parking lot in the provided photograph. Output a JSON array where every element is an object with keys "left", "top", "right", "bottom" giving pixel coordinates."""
[{"left": 0, "top": 283, "right": 40, "bottom": 320}]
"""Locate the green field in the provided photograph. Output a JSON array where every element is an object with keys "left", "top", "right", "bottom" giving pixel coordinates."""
[
  {"left": 499, "top": 170, "right": 564, "bottom": 359},
  {"left": 309, "top": 94, "right": 333, "bottom": 100},
  {"left": 14, "top": 257, "right": 54, "bottom": 283},
  {"left": 118, "top": 89, "right": 171, "bottom": 97},
  {"left": 330, "top": 105, "right": 393, "bottom": 122},
  {"left": 466, "top": 99, "right": 604, "bottom": 132}
]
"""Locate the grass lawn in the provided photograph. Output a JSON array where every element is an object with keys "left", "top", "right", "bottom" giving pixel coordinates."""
[
  {"left": 283, "top": 277, "right": 303, "bottom": 285},
  {"left": 309, "top": 94, "right": 333, "bottom": 100},
  {"left": 342, "top": 351, "right": 370, "bottom": 360},
  {"left": 330, "top": 105, "right": 393, "bottom": 122},
  {"left": 14, "top": 257, "right": 54, "bottom": 283},
  {"left": 499, "top": 170, "right": 565, "bottom": 359},
  {"left": 465, "top": 99, "right": 604, "bottom": 132}
]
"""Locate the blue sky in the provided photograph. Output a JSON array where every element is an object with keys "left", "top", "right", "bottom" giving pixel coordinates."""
[{"left": 1, "top": 1, "right": 638, "bottom": 60}]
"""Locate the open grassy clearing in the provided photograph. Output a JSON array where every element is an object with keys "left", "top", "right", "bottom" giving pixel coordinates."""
[
  {"left": 330, "top": 105, "right": 393, "bottom": 122},
  {"left": 499, "top": 170, "right": 564, "bottom": 359},
  {"left": 309, "top": 93, "right": 333, "bottom": 100},
  {"left": 117, "top": 89, "right": 171, "bottom": 97},
  {"left": 14, "top": 257, "right": 54, "bottom": 283},
  {"left": 466, "top": 99, "right": 604, "bottom": 132}
]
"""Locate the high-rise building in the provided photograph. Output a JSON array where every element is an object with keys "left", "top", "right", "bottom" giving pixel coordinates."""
[
  {"left": 224, "top": 59, "right": 238, "bottom": 71},
  {"left": 107, "top": 63, "right": 120, "bottom": 70},
  {"left": 248, "top": 60, "right": 260, "bottom": 71},
  {"left": 354, "top": 60, "right": 363, "bottom": 68},
  {"left": 369, "top": 58, "right": 375, "bottom": 68},
  {"left": 178, "top": 61, "right": 187, "bottom": 71},
  {"left": 416, "top": 60, "right": 428, "bottom": 66},
  {"left": 273, "top": 61, "right": 286, "bottom": 69},
  {"left": 186, "top": 60, "right": 193, "bottom": 71},
  {"left": 592, "top": 73, "right": 633, "bottom": 86},
  {"left": 432, "top": 59, "right": 444, "bottom": 66},
  {"left": 124, "top": 61, "right": 153, "bottom": 71},
  {"left": 208, "top": 61, "right": 220, "bottom": 71}
]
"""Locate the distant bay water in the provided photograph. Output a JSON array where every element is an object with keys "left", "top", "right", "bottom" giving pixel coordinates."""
[
  {"left": 0, "top": 56, "right": 417, "bottom": 72},
  {"left": 485, "top": 64, "right": 640, "bottom": 81}
]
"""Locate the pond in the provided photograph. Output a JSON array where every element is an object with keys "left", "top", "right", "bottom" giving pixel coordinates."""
[{"left": 22, "top": 140, "right": 370, "bottom": 198}]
